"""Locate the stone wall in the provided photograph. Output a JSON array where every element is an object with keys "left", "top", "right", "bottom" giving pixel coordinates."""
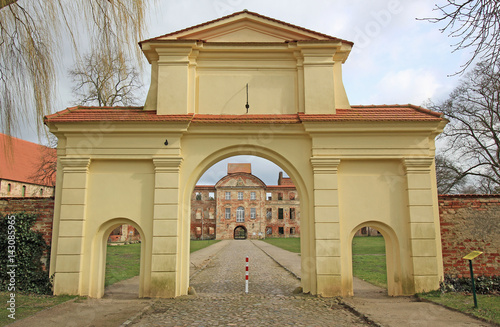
[
  {"left": 0, "top": 197, "right": 54, "bottom": 246},
  {"left": 439, "top": 195, "right": 500, "bottom": 277}
]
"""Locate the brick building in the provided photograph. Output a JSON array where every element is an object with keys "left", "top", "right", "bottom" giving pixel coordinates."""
[
  {"left": 191, "top": 163, "right": 300, "bottom": 240},
  {"left": 0, "top": 133, "right": 56, "bottom": 198}
]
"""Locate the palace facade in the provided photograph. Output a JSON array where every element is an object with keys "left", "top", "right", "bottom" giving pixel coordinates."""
[{"left": 191, "top": 163, "right": 300, "bottom": 240}]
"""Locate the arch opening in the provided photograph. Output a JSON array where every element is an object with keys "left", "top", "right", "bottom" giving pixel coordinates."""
[
  {"left": 234, "top": 225, "right": 247, "bottom": 239},
  {"left": 348, "top": 221, "right": 403, "bottom": 297},
  {"left": 185, "top": 151, "right": 310, "bottom": 294},
  {"left": 90, "top": 218, "right": 146, "bottom": 299}
]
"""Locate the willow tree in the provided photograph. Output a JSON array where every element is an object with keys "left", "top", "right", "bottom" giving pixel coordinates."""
[{"left": 0, "top": 0, "right": 149, "bottom": 136}]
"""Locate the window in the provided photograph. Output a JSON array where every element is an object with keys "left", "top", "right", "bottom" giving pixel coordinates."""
[
  {"left": 250, "top": 208, "right": 256, "bottom": 219},
  {"left": 209, "top": 227, "right": 215, "bottom": 235},
  {"left": 209, "top": 192, "right": 215, "bottom": 200},
  {"left": 7, "top": 183, "right": 11, "bottom": 193},
  {"left": 238, "top": 191, "right": 243, "bottom": 200},
  {"left": 40, "top": 188, "right": 44, "bottom": 196},
  {"left": 22, "top": 185, "right": 26, "bottom": 197},
  {"left": 250, "top": 191, "right": 256, "bottom": 200},
  {"left": 209, "top": 207, "right": 215, "bottom": 219},
  {"left": 225, "top": 208, "right": 231, "bottom": 219},
  {"left": 279, "top": 227, "right": 284, "bottom": 235},
  {"left": 278, "top": 208, "right": 283, "bottom": 219},
  {"left": 290, "top": 208, "right": 295, "bottom": 219},
  {"left": 278, "top": 193, "right": 283, "bottom": 200},
  {"left": 196, "top": 208, "right": 202, "bottom": 220},
  {"left": 266, "top": 192, "right": 272, "bottom": 200},
  {"left": 225, "top": 192, "right": 231, "bottom": 200},
  {"left": 236, "top": 207, "right": 245, "bottom": 222},
  {"left": 290, "top": 227, "right": 295, "bottom": 235},
  {"left": 195, "top": 192, "right": 202, "bottom": 200},
  {"left": 289, "top": 192, "right": 296, "bottom": 200},
  {"left": 266, "top": 227, "right": 272, "bottom": 235},
  {"left": 266, "top": 208, "right": 272, "bottom": 219}
]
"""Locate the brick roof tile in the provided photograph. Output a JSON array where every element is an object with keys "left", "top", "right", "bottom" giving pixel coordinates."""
[
  {"left": 0, "top": 134, "right": 56, "bottom": 186},
  {"left": 45, "top": 105, "right": 444, "bottom": 124}
]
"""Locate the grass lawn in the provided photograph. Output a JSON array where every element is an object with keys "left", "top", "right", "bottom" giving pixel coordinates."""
[
  {"left": 190, "top": 239, "right": 220, "bottom": 253},
  {"left": 261, "top": 237, "right": 300, "bottom": 253},
  {"left": 352, "top": 236, "right": 387, "bottom": 288},
  {"left": 352, "top": 236, "right": 385, "bottom": 254},
  {"left": 0, "top": 292, "right": 76, "bottom": 326},
  {"left": 105, "top": 243, "right": 141, "bottom": 287},
  {"left": 418, "top": 291, "right": 500, "bottom": 325}
]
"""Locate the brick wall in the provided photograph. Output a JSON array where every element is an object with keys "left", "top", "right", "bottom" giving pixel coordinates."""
[
  {"left": 439, "top": 195, "right": 500, "bottom": 277},
  {"left": 0, "top": 197, "right": 55, "bottom": 246}
]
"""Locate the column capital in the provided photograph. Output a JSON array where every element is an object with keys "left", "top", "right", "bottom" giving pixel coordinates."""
[
  {"left": 310, "top": 157, "right": 341, "bottom": 174},
  {"left": 153, "top": 156, "right": 183, "bottom": 173},
  {"left": 403, "top": 157, "right": 434, "bottom": 173},
  {"left": 60, "top": 157, "right": 90, "bottom": 173}
]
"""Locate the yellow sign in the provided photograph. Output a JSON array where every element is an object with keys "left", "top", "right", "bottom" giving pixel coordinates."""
[{"left": 463, "top": 251, "right": 483, "bottom": 260}]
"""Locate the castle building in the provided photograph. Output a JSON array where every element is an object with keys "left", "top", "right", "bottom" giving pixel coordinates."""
[{"left": 191, "top": 163, "right": 300, "bottom": 240}]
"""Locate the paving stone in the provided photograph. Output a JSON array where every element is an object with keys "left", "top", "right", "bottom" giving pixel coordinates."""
[{"left": 132, "top": 240, "right": 367, "bottom": 326}]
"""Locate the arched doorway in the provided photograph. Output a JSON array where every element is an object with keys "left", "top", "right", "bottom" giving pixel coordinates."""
[
  {"left": 348, "top": 221, "right": 404, "bottom": 296},
  {"left": 234, "top": 225, "right": 247, "bottom": 239},
  {"left": 89, "top": 218, "right": 147, "bottom": 298}
]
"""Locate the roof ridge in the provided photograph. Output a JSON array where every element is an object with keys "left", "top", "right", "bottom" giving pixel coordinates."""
[
  {"left": 139, "top": 10, "right": 353, "bottom": 46},
  {"left": 350, "top": 104, "right": 444, "bottom": 118}
]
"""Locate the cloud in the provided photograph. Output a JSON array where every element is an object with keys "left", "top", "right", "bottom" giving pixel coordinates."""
[
  {"left": 197, "top": 155, "right": 287, "bottom": 186},
  {"left": 368, "top": 68, "right": 443, "bottom": 105}
]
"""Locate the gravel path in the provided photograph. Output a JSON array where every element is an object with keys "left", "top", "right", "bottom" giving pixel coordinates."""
[{"left": 133, "top": 240, "right": 368, "bottom": 327}]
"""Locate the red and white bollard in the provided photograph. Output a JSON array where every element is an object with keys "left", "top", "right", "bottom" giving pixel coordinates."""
[{"left": 245, "top": 256, "right": 249, "bottom": 294}]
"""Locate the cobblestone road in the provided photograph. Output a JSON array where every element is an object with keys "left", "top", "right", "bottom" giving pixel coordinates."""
[{"left": 132, "top": 240, "right": 368, "bottom": 326}]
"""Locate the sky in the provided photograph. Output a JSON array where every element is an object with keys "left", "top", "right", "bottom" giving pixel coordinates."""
[{"left": 17, "top": 0, "right": 468, "bottom": 185}]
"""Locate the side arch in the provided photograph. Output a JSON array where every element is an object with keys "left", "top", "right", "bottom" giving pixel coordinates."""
[
  {"left": 348, "top": 221, "right": 404, "bottom": 296},
  {"left": 88, "top": 217, "right": 147, "bottom": 298}
]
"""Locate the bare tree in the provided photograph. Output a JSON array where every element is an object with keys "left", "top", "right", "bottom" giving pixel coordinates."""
[
  {"left": 435, "top": 154, "right": 468, "bottom": 194},
  {"left": 424, "top": 1, "right": 500, "bottom": 74},
  {"left": 70, "top": 52, "right": 143, "bottom": 107},
  {"left": 432, "top": 61, "right": 500, "bottom": 193},
  {"left": 0, "top": 0, "right": 150, "bottom": 136},
  {"left": 29, "top": 135, "right": 57, "bottom": 188}
]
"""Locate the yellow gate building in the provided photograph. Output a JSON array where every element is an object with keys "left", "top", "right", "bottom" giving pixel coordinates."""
[{"left": 45, "top": 11, "right": 447, "bottom": 298}]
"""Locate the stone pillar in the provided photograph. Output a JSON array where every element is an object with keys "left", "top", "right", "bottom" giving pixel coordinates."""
[
  {"left": 404, "top": 157, "right": 442, "bottom": 293},
  {"left": 156, "top": 45, "right": 195, "bottom": 115},
  {"left": 302, "top": 48, "right": 336, "bottom": 114},
  {"left": 150, "top": 157, "right": 184, "bottom": 297},
  {"left": 311, "top": 157, "right": 343, "bottom": 296},
  {"left": 53, "top": 157, "right": 90, "bottom": 295}
]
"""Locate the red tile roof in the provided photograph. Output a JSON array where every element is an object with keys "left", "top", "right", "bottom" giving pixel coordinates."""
[
  {"left": 0, "top": 134, "right": 56, "bottom": 186},
  {"left": 44, "top": 106, "right": 194, "bottom": 123},
  {"left": 44, "top": 105, "right": 444, "bottom": 124},
  {"left": 139, "top": 10, "right": 353, "bottom": 46}
]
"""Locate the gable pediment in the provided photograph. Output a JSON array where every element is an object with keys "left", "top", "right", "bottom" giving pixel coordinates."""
[{"left": 153, "top": 11, "right": 336, "bottom": 43}]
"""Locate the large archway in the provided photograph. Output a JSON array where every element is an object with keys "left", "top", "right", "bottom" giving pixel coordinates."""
[
  {"left": 180, "top": 145, "right": 315, "bottom": 296},
  {"left": 47, "top": 11, "right": 446, "bottom": 299}
]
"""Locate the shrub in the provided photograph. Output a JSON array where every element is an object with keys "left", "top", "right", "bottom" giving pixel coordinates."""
[
  {"left": 440, "top": 274, "right": 500, "bottom": 295},
  {"left": 0, "top": 213, "right": 52, "bottom": 294}
]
